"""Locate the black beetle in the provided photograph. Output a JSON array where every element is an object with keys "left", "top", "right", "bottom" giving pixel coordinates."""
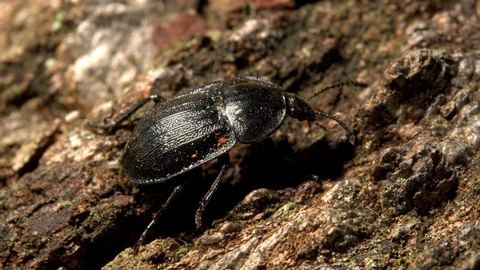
[{"left": 90, "top": 76, "right": 366, "bottom": 251}]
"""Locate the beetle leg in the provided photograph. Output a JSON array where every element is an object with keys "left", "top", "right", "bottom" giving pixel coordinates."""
[
  {"left": 132, "top": 181, "right": 186, "bottom": 254},
  {"left": 86, "top": 94, "right": 166, "bottom": 133},
  {"left": 195, "top": 154, "right": 230, "bottom": 229}
]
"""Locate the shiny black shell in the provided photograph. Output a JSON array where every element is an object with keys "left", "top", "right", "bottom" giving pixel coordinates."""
[{"left": 122, "top": 77, "right": 287, "bottom": 185}]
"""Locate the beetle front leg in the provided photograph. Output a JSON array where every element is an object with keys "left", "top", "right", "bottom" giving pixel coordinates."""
[{"left": 195, "top": 154, "right": 230, "bottom": 229}]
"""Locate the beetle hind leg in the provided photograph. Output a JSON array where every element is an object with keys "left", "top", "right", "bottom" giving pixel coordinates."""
[
  {"left": 86, "top": 94, "right": 166, "bottom": 133},
  {"left": 86, "top": 78, "right": 167, "bottom": 133},
  {"left": 132, "top": 181, "right": 186, "bottom": 254}
]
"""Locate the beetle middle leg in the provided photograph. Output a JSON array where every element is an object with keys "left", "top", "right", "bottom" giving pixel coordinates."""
[
  {"left": 132, "top": 155, "right": 229, "bottom": 253},
  {"left": 195, "top": 154, "right": 230, "bottom": 229}
]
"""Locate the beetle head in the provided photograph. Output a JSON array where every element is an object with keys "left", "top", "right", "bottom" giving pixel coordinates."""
[
  {"left": 286, "top": 93, "right": 355, "bottom": 144},
  {"left": 285, "top": 93, "right": 316, "bottom": 123}
]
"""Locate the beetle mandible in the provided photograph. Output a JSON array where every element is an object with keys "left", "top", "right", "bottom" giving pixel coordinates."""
[{"left": 90, "top": 76, "right": 366, "bottom": 252}]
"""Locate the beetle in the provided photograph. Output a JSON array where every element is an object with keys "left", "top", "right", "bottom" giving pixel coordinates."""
[{"left": 90, "top": 76, "right": 366, "bottom": 252}]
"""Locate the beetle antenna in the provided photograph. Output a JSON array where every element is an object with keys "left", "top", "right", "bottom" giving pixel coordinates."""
[
  {"left": 306, "top": 81, "right": 367, "bottom": 101},
  {"left": 314, "top": 110, "right": 355, "bottom": 145}
]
